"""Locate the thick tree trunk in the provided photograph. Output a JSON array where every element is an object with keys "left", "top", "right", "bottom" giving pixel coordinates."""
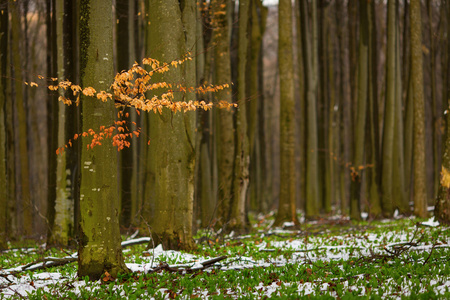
[
  {"left": 144, "top": 0, "right": 196, "bottom": 250},
  {"left": 78, "top": 0, "right": 129, "bottom": 280}
]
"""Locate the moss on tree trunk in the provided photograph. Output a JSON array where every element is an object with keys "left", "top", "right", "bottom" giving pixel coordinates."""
[
  {"left": 77, "top": 0, "right": 129, "bottom": 280},
  {"left": 143, "top": 0, "right": 196, "bottom": 251}
]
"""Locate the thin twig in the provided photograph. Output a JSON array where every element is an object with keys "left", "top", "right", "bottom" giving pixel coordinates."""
[{"left": 140, "top": 215, "right": 156, "bottom": 268}]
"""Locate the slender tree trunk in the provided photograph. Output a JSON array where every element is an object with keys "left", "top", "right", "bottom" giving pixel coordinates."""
[
  {"left": 274, "top": 0, "right": 298, "bottom": 226},
  {"left": 295, "top": 0, "right": 305, "bottom": 211},
  {"left": 335, "top": 0, "right": 351, "bottom": 215},
  {"left": 350, "top": 0, "right": 369, "bottom": 221},
  {"left": 348, "top": 0, "right": 358, "bottom": 123},
  {"left": 427, "top": 0, "right": 439, "bottom": 200},
  {"left": 381, "top": 0, "right": 396, "bottom": 217},
  {"left": 300, "top": 0, "right": 319, "bottom": 218},
  {"left": 230, "top": 0, "right": 250, "bottom": 232},
  {"left": 365, "top": 0, "right": 382, "bottom": 219},
  {"left": 78, "top": 0, "right": 129, "bottom": 280},
  {"left": 0, "top": 0, "right": 8, "bottom": 250},
  {"left": 318, "top": 0, "right": 328, "bottom": 214},
  {"left": 10, "top": 0, "right": 33, "bottom": 237},
  {"left": 45, "top": 0, "right": 58, "bottom": 245},
  {"left": 116, "top": 0, "right": 133, "bottom": 229},
  {"left": 47, "top": 0, "right": 77, "bottom": 247},
  {"left": 410, "top": 0, "right": 428, "bottom": 218},
  {"left": 213, "top": 0, "right": 235, "bottom": 229},
  {"left": 5, "top": 12, "right": 16, "bottom": 240},
  {"left": 196, "top": 1, "right": 214, "bottom": 228},
  {"left": 326, "top": 14, "right": 336, "bottom": 215},
  {"left": 247, "top": 0, "right": 264, "bottom": 212},
  {"left": 434, "top": 0, "right": 450, "bottom": 224},
  {"left": 256, "top": 1, "right": 269, "bottom": 212},
  {"left": 392, "top": 0, "right": 409, "bottom": 214},
  {"left": 404, "top": 67, "right": 414, "bottom": 204}
]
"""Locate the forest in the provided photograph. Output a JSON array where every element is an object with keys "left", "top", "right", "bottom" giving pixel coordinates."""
[{"left": 0, "top": 0, "right": 450, "bottom": 298}]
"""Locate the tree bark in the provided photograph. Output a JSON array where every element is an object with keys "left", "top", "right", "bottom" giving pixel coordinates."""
[
  {"left": 392, "top": 0, "right": 409, "bottom": 214},
  {"left": 230, "top": 0, "right": 250, "bottom": 232},
  {"left": 78, "top": 0, "right": 129, "bottom": 280},
  {"left": 10, "top": 0, "right": 33, "bottom": 238},
  {"left": 410, "top": 0, "right": 428, "bottom": 218},
  {"left": 213, "top": 0, "right": 235, "bottom": 229},
  {"left": 144, "top": 0, "right": 196, "bottom": 250},
  {"left": 350, "top": 0, "right": 369, "bottom": 221},
  {"left": 47, "top": 0, "right": 77, "bottom": 247},
  {"left": 300, "top": 0, "right": 319, "bottom": 218},
  {"left": 274, "top": 0, "right": 298, "bottom": 226},
  {"left": 0, "top": 0, "right": 8, "bottom": 250},
  {"left": 381, "top": 0, "right": 396, "bottom": 217},
  {"left": 335, "top": 0, "right": 351, "bottom": 215},
  {"left": 435, "top": 0, "right": 450, "bottom": 224}
]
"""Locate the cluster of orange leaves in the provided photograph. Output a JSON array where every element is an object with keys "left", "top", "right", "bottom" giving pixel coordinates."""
[
  {"left": 24, "top": 53, "right": 237, "bottom": 154},
  {"left": 56, "top": 111, "right": 140, "bottom": 155}
]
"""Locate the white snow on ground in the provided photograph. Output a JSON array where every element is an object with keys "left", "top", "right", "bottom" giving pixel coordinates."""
[
  {"left": 421, "top": 217, "right": 440, "bottom": 227},
  {"left": 1, "top": 223, "right": 450, "bottom": 298}
]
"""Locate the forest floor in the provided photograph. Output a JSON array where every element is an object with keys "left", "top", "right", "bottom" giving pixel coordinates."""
[{"left": 1, "top": 212, "right": 449, "bottom": 299}]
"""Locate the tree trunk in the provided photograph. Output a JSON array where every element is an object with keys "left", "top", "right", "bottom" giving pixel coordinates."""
[
  {"left": 410, "top": 0, "right": 428, "bottom": 218},
  {"left": 381, "top": 0, "right": 396, "bottom": 217},
  {"left": 47, "top": 0, "right": 77, "bottom": 247},
  {"left": 335, "top": 0, "right": 351, "bottom": 215},
  {"left": 10, "top": 0, "right": 33, "bottom": 238},
  {"left": 365, "top": 0, "right": 382, "bottom": 219},
  {"left": 435, "top": 0, "right": 450, "bottom": 224},
  {"left": 0, "top": 0, "right": 8, "bottom": 250},
  {"left": 213, "top": 0, "right": 235, "bottom": 230},
  {"left": 230, "top": 0, "right": 250, "bottom": 232},
  {"left": 144, "top": 0, "right": 196, "bottom": 250},
  {"left": 256, "top": 1, "right": 269, "bottom": 213},
  {"left": 300, "top": 0, "right": 319, "bottom": 218},
  {"left": 116, "top": 0, "right": 133, "bottom": 229},
  {"left": 247, "top": 0, "right": 264, "bottom": 212},
  {"left": 427, "top": 0, "right": 439, "bottom": 200},
  {"left": 350, "top": 0, "right": 369, "bottom": 221},
  {"left": 348, "top": 0, "right": 358, "bottom": 124},
  {"left": 392, "top": 0, "right": 409, "bottom": 214},
  {"left": 274, "top": 0, "right": 298, "bottom": 226},
  {"left": 294, "top": 0, "right": 305, "bottom": 211},
  {"left": 77, "top": 0, "right": 129, "bottom": 280}
]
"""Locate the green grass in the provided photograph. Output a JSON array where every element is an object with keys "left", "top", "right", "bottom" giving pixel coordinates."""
[{"left": 1, "top": 215, "right": 449, "bottom": 299}]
